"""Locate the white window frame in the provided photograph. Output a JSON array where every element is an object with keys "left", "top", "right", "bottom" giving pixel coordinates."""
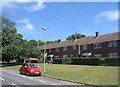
[
  {"left": 94, "top": 54, "right": 102, "bottom": 58},
  {"left": 63, "top": 46, "right": 68, "bottom": 51},
  {"left": 72, "top": 45, "right": 77, "bottom": 50},
  {"left": 108, "top": 41, "right": 117, "bottom": 47},
  {"left": 55, "top": 48, "right": 59, "bottom": 52},
  {"left": 94, "top": 43, "right": 102, "bottom": 49},
  {"left": 49, "top": 49, "right": 51, "bottom": 53},
  {"left": 55, "top": 56, "right": 59, "bottom": 58},
  {"left": 63, "top": 55, "right": 68, "bottom": 58},
  {"left": 83, "top": 45, "right": 87, "bottom": 50},
  {"left": 109, "top": 53, "right": 118, "bottom": 58}
]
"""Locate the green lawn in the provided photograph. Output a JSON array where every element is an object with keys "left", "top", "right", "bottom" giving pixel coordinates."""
[{"left": 1, "top": 63, "right": 119, "bottom": 85}]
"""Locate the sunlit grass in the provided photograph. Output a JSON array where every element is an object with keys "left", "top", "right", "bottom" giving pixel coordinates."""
[{"left": 1, "top": 63, "right": 118, "bottom": 85}]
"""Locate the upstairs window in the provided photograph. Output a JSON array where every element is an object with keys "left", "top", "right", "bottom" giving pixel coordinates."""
[
  {"left": 83, "top": 45, "right": 87, "bottom": 50},
  {"left": 55, "top": 48, "right": 59, "bottom": 52},
  {"left": 94, "top": 43, "right": 102, "bottom": 49},
  {"left": 49, "top": 49, "right": 51, "bottom": 53},
  {"left": 63, "top": 46, "right": 68, "bottom": 51},
  {"left": 108, "top": 41, "right": 117, "bottom": 47},
  {"left": 72, "top": 45, "right": 77, "bottom": 50}
]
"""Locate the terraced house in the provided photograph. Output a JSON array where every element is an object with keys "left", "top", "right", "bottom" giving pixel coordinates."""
[{"left": 40, "top": 32, "right": 120, "bottom": 58}]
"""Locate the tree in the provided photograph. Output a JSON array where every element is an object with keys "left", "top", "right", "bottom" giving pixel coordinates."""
[
  {"left": 2, "top": 17, "right": 16, "bottom": 27},
  {"left": 2, "top": 17, "right": 44, "bottom": 63},
  {"left": 38, "top": 40, "right": 44, "bottom": 46},
  {"left": 2, "top": 17, "right": 24, "bottom": 63},
  {"left": 66, "top": 33, "right": 86, "bottom": 40},
  {"left": 28, "top": 40, "right": 37, "bottom": 47},
  {"left": 46, "top": 40, "right": 58, "bottom": 44}
]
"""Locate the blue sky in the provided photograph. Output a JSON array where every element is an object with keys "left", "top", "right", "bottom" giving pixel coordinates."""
[{"left": 2, "top": 1, "right": 118, "bottom": 41}]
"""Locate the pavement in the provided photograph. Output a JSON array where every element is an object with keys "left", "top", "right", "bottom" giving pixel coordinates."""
[{"left": 0, "top": 67, "right": 95, "bottom": 87}]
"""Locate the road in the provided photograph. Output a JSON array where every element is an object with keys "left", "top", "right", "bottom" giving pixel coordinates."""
[{"left": 0, "top": 67, "right": 95, "bottom": 87}]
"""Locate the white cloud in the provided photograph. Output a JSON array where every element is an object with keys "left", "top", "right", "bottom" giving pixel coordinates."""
[
  {"left": 17, "top": 18, "right": 34, "bottom": 33},
  {"left": 1, "top": 2, "right": 16, "bottom": 8},
  {"left": 96, "top": 10, "right": 118, "bottom": 23},
  {"left": 1, "top": 0, "right": 45, "bottom": 11},
  {"left": 25, "top": 0, "right": 45, "bottom": 11}
]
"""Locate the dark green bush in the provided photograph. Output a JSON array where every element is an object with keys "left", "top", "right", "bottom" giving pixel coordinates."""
[
  {"left": 104, "top": 58, "right": 119, "bottom": 66},
  {"left": 53, "top": 58, "right": 62, "bottom": 64},
  {"left": 70, "top": 57, "right": 99, "bottom": 65},
  {"left": 53, "top": 57, "right": 119, "bottom": 66}
]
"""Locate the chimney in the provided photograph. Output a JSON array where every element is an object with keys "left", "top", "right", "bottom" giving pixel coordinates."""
[
  {"left": 58, "top": 39, "right": 61, "bottom": 43},
  {"left": 96, "top": 32, "right": 99, "bottom": 37}
]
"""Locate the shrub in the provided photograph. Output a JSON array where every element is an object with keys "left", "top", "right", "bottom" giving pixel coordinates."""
[
  {"left": 104, "top": 58, "right": 119, "bottom": 66},
  {"left": 70, "top": 57, "right": 99, "bottom": 65},
  {"left": 53, "top": 57, "right": 120, "bottom": 66},
  {"left": 53, "top": 58, "right": 62, "bottom": 64}
]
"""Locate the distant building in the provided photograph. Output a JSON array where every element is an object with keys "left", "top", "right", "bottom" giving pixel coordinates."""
[{"left": 40, "top": 32, "right": 120, "bottom": 58}]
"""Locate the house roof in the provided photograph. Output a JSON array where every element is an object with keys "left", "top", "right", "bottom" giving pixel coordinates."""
[{"left": 39, "top": 32, "right": 120, "bottom": 50}]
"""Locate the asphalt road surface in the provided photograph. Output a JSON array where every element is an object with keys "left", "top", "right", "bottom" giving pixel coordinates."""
[{"left": 0, "top": 67, "right": 95, "bottom": 87}]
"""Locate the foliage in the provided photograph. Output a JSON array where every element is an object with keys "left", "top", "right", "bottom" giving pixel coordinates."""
[
  {"left": 2, "top": 20, "right": 24, "bottom": 63},
  {"left": 2, "top": 17, "right": 43, "bottom": 63},
  {"left": 53, "top": 58, "right": 62, "bottom": 64},
  {"left": 2, "top": 16, "right": 16, "bottom": 27},
  {"left": 66, "top": 33, "right": 86, "bottom": 40},
  {"left": 53, "top": 58, "right": 71, "bottom": 64},
  {"left": 53, "top": 57, "right": 119, "bottom": 66},
  {"left": 46, "top": 40, "right": 58, "bottom": 44}
]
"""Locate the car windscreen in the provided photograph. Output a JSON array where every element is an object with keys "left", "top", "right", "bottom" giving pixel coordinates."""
[{"left": 28, "top": 64, "right": 38, "bottom": 68}]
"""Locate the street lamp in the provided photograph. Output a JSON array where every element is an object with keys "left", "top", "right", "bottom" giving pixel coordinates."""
[{"left": 42, "top": 27, "right": 46, "bottom": 73}]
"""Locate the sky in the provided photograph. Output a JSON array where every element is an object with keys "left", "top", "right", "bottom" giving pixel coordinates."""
[{"left": 1, "top": 0, "right": 118, "bottom": 41}]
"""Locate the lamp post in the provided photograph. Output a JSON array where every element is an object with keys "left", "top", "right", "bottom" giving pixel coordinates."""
[{"left": 42, "top": 27, "right": 46, "bottom": 73}]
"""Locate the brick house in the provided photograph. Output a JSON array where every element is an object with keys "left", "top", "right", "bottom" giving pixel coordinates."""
[{"left": 40, "top": 32, "right": 120, "bottom": 58}]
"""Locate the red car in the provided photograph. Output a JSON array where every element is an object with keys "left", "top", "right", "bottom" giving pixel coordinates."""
[{"left": 19, "top": 63, "right": 42, "bottom": 76}]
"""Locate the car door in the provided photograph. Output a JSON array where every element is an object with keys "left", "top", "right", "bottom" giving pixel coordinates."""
[
  {"left": 21, "top": 64, "right": 27, "bottom": 74},
  {"left": 23, "top": 64, "right": 28, "bottom": 74}
]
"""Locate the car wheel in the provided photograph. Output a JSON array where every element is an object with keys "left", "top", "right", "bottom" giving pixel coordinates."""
[{"left": 26, "top": 71, "right": 30, "bottom": 76}]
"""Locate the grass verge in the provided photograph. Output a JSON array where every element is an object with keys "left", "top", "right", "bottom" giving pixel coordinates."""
[{"left": 1, "top": 63, "right": 118, "bottom": 85}]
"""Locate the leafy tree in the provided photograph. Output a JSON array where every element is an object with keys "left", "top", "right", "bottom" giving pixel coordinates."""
[
  {"left": 2, "top": 17, "right": 44, "bottom": 63},
  {"left": 2, "top": 17, "right": 24, "bottom": 63},
  {"left": 2, "top": 17, "right": 16, "bottom": 27},
  {"left": 66, "top": 33, "right": 86, "bottom": 40},
  {"left": 46, "top": 40, "right": 58, "bottom": 44},
  {"left": 38, "top": 40, "right": 44, "bottom": 46},
  {"left": 28, "top": 40, "right": 37, "bottom": 47}
]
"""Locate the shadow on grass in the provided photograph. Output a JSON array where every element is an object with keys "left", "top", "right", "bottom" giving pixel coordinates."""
[{"left": 0, "top": 62, "right": 23, "bottom": 67}]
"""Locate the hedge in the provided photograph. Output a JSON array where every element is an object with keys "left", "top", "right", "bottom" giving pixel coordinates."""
[
  {"left": 53, "top": 58, "right": 62, "bottom": 64},
  {"left": 104, "top": 58, "right": 120, "bottom": 66},
  {"left": 69, "top": 57, "right": 99, "bottom": 65},
  {"left": 53, "top": 57, "right": 120, "bottom": 66}
]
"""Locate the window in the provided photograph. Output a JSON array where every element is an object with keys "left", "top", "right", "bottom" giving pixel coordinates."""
[
  {"left": 55, "top": 56, "right": 59, "bottom": 58},
  {"left": 72, "top": 45, "right": 77, "bottom": 50},
  {"left": 55, "top": 48, "right": 59, "bottom": 52},
  {"left": 49, "top": 49, "right": 51, "bottom": 53},
  {"left": 63, "top": 55, "right": 68, "bottom": 58},
  {"left": 83, "top": 45, "right": 87, "bottom": 50},
  {"left": 63, "top": 46, "right": 68, "bottom": 51},
  {"left": 94, "top": 43, "right": 102, "bottom": 49},
  {"left": 108, "top": 41, "right": 117, "bottom": 47},
  {"left": 109, "top": 53, "right": 118, "bottom": 58},
  {"left": 94, "top": 54, "right": 102, "bottom": 58}
]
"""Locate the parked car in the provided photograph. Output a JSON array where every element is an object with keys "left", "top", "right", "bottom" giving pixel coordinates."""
[{"left": 19, "top": 63, "right": 42, "bottom": 76}]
